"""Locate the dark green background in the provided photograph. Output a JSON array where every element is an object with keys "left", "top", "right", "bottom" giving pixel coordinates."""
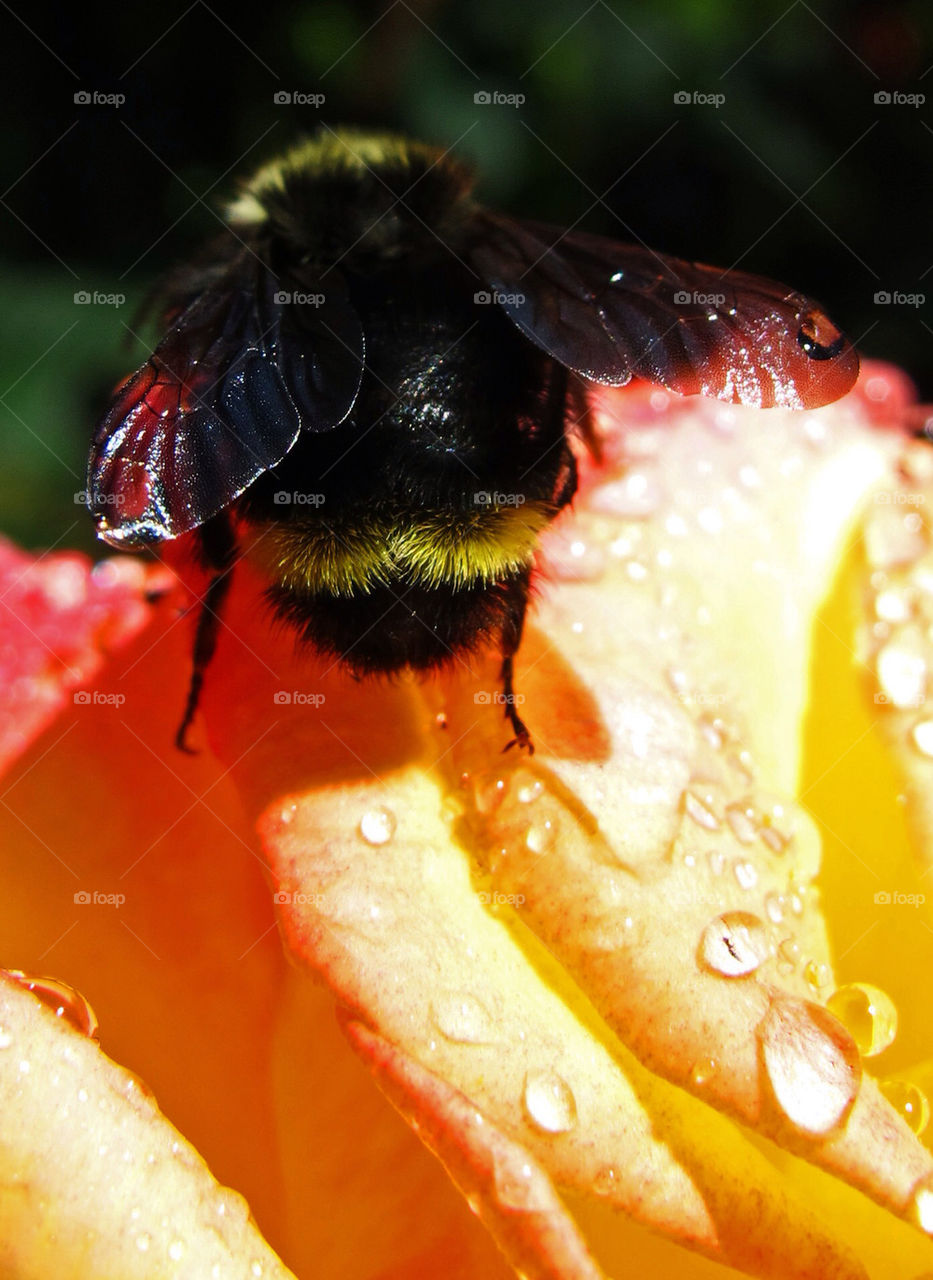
[{"left": 0, "top": 0, "right": 929, "bottom": 552}]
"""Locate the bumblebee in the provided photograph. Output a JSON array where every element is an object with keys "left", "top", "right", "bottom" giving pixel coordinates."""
[{"left": 88, "top": 128, "right": 859, "bottom": 751}]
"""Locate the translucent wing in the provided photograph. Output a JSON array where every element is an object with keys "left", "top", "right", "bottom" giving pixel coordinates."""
[
  {"left": 88, "top": 258, "right": 363, "bottom": 547},
  {"left": 470, "top": 213, "right": 859, "bottom": 410}
]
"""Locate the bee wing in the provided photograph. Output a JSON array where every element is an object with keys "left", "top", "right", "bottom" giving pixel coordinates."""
[
  {"left": 470, "top": 213, "right": 859, "bottom": 410},
  {"left": 88, "top": 261, "right": 363, "bottom": 547}
]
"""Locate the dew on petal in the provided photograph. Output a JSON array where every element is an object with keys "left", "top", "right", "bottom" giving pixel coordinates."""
[
  {"left": 6, "top": 971, "right": 99, "bottom": 1039},
  {"left": 592, "top": 1165, "right": 620, "bottom": 1197},
  {"left": 879, "top": 1078, "right": 930, "bottom": 1136},
  {"left": 826, "top": 983, "right": 898, "bottom": 1057},
  {"left": 525, "top": 820, "right": 556, "bottom": 855},
  {"left": 683, "top": 790, "right": 720, "bottom": 830},
  {"left": 911, "top": 719, "right": 933, "bottom": 758},
  {"left": 877, "top": 634, "right": 928, "bottom": 708},
  {"left": 431, "top": 993, "right": 497, "bottom": 1046},
  {"left": 359, "top": 807, "right": 397, "bottom": 846},
  {"left": 725, "top": 803, "right": 758, "bottom": 844},
  {"left": 522, "top": 1069, "right": 578, "bottom": 1134},
  {"left": 733, "top": 859, "right": 758, "bottom": 891},
  {"left": 690, "top": 1056, "right": 719, "bottom": 1087},
  {"left": 759, "top": 997, "right": 861, "bottom": 1134},
  {"left": 699, "top": 911, "right": 768, "bottom": 977}
]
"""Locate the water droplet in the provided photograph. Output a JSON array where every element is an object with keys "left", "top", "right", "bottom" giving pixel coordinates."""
[
  {"left": 547, "top": 537, "right": 606, "bottom": 581},
  {"left": 826, "top": 983, "right": 898, "bottom": 1057},
  {"left": 699, "top": 912, "right": 768, "bottom": 977},
  {"left": 803, "top": 960, "right": 831, "bottom": 994},
  {"left": 733, "top": 859, "right": 758, "bottom": 891},
  {"left": 6, "top": 972, "right": 99, "bottom": 1039},
  {"left": 759, "top": 997, "right": 861, "bottom": 1134},
  {"left": 683, "top": 790, "right": 720, "bottom": 830},
  {"left": 698, "top": 715, "right": 726, "bottom": 750},
  {"left": 522, "top": 1069, "right": 577, "bottom": 1134},
  {"left": 359, "top": 807, "right": 397, "bottom": 846},
  {"left": 880, "top": 1078, "right": 929, "bottom": 1136},
  {"left": 435, "top": 711, "right": 448, "bottom": 730},
  {"left": 777, "top": 938, "right": 801, "bottom": 973},
  {"left": 0, "top": 1027, "right": 11, "bottom": 1049},
  {"left": 593, "top": 1165, "right": 620, "bottom": 1196},
  {"left": 877, "top": 633, "right": 928, "bottom": 708},
  {"left": 875, "top": 588, "right": 913, "bottom": 623},
  {"left": 866, "top": 505, "right": 928, "bottom": 570},
  {"left": 492, "top": 1155, "right": 549, "bottom": 1211},
  {"left": 690, "top": 1057, "right": 718, "bottom": 1087},
  {"left": 765, "top": 892, "right": 785, "bottom": 923},
  {"left": 475, "top": 774, "right": 508, "bottom": 815},
  {"left": 590, "top": 471, "right": 661, "bottom": 518},
  {"left": 911, "top": 719, "right": 933, "bottom": 757},
  {"left": 135, "top": 1233, "right": 151, "bottom": 1253},
  {"left": 726, "top": 804, "right": 758, "bottom": 844},
  {"left": 431, "top": 993, "right": 497, "bottom": 1045},
  {"left": 279, "top": 803, "right": 296, "bottom": 825},
  {"left": 251, "top": 1263, "right": 264, "bottom": 1278},
  {"left": 525, "top": 820, "right": 555, "bottom": 855},
  {"left": 168, "top": 1239, "right": 185, "bottom": 1262},
  {"left": 516, "top": 778, "right": 543, "bottom": 805}
]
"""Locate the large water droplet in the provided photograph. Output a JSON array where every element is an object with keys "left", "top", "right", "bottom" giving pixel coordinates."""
[
  {"left": 431, "top": 993, "right": 497, "bottom": 1045},
  {"left": 0, "top": 1027, "right": 11, "bottom": 1049},
  {"left": 759, "top": 997, "right": 861, "bottom": 1134},
  {"left": 764, "top": 892, "right": 785, "bottom": 923},
  {"left": 359, "top": 807, "right": 397, "bottom": 846},
  {"left": 699, "top": 912, "right": 768, "bottom": 977},
  {"left": 522, "top": 1069, "right": 578, "bottom": 1133},
  {"left": 879, "top": 1078, "right": 929, "bottom": 1136},
  {"left": 826, "top": 983, "right": 898, "bottom": 1057},
  {"left": 7, "top": 971, "right": 99, "bottom": 1039}
]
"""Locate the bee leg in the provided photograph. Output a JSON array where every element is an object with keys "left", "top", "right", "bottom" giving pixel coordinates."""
[
  {"left": 500, "top": 567, "right": 534, "bottom": 754},
  {"left": 175, "top": 518, "right": 237, "bottom": 753}
]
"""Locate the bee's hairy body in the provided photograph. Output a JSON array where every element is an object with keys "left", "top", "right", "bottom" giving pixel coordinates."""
[{"left": 189, "top": 134, "right": 577, "bottom": 681}]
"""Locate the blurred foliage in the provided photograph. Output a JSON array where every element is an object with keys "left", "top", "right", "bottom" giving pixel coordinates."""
[{"left": 0, "top": 0, "right": 930, "bottom": 549}]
